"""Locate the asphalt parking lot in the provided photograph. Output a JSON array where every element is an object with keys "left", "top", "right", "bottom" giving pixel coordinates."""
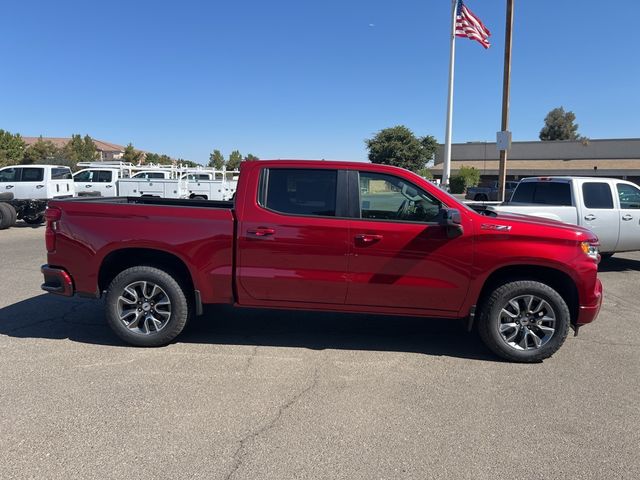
[{"left": 1, "top": 224, "right": 638, "bottom": 480}]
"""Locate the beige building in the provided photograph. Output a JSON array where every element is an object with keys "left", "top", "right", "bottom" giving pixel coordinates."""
[
  {"left": 432, "top": 138, "right": 640, "bottom": 185},
  {"left": 23, "top": 137, "right": 126, "bottom": 161}
]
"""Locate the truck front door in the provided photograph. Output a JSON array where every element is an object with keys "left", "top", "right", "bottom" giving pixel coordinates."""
[
  {"left": 616, "top": 182, "right": 640, "bottom": 252},
  {"left": 237, "top": 167, "right": 350, "bottom": 304},
  {"left": 345, "top": 171, "right": 473, "bottom": 314},
  {"left": 580, "top": 181, "right": 620, "bottom": 252}
]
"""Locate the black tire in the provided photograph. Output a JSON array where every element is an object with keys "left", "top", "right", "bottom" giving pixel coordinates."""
[
  {"left": 191, "top": 195, "right": 206, "bottom": 200},
  {"left": 105, "top": 266, "right": 190, "bottom": 347},
  {"left": 5, "top": 203, "right": 17, "bottom": 226},
  {"left": 478, "top": 280, "right": 570, "bottom": 362},
  {"left": 23, "top": 214, "right": 45, "bottom": 225},
  {"left": 0, "top": 203, "right": 12, "bottom": 230},
  {"left": 599, "top": 253, "right": 614, "bottom": 261}
]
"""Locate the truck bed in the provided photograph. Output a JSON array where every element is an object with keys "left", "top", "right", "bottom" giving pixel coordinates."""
[{"left": 46, "top": 196, "right": 236, "bottom": 304}]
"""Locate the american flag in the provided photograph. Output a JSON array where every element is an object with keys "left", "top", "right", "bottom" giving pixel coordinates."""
[{"left": 455, "top": 0, "right": 491, "bottom": 49}]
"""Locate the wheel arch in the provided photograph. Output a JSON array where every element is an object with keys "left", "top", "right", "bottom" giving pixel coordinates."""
[
  {"left": 475, "top": 265, "right": 579, "bottom": 327},
  {"left": 98, "top": 248, "right": 196, "bottom": 301}
]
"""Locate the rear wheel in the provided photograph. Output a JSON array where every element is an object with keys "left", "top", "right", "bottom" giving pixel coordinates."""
[
  {"left": 105, "top": 266, "right": 190, "bottom": 347},
  {"left": 478, "top": 280, "right": 570, "bottom": 362}
]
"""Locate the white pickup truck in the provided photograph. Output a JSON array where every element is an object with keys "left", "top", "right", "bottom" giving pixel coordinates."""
[
  {"left": 0, "top": 164, "right": 75, "bottom": 228},
  {"left": 488, "top": 176, "right": 640, "bottom": 256}
]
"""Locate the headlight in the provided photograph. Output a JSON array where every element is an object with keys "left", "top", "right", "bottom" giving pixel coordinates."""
[{"left": 580, "top": 241, "right": 599, "bottom": 261}]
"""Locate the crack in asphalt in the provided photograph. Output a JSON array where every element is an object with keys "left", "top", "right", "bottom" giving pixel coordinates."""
[
  {"left": 244, "top": 344, "right": 259, "bottom": 373},
  {"left": 224, "top": 363, "right": 321, "bottom": 480}
]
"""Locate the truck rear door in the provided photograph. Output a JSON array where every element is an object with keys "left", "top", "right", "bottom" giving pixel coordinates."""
[
  {"left": 579, "top": 180, "right": 620, "bottom": 252},
  {"left": 615, "top": 182, "right": 640, "bottom": 252},
  {"left": 237, "top": 167, "right": 350, "bottom": 304},
  {"left": 345, "top": 170, "right": 472, "bottom": 314}
]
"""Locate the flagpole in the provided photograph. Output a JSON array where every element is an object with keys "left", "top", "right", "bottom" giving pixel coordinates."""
[{"left": 442, "top": 0, "right": 457, "bottom": 190}]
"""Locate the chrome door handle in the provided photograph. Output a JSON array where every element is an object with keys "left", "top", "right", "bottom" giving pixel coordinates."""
[
  {"left": 86, "top": 185, "right": 93, "bottom": 188},
  {"left": 5, "top": 185, "right": 13, "bottom": 189},
  {"left": 355, "top": 234, "right": 383, "bottom": 244},
  {"left": 36, "top": 185, "right": 44, "bottom": 189},
  {"left": 247, "top": 227, "right": 275, "bottom": 237},
  {"left": 584, "top": 214, "right": 596, "bottom": 221},
  {"left": 106, "top": 185, "right": 113, "bottom": 188},
  {"left": 622, "top": 214, "right": 633, "bottom": 221}
]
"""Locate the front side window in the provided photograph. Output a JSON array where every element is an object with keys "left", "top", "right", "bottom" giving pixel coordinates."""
[
  {"left": 358, "top": 172, "right": 441, "bottom": 222},
  {"left": 582, "top": 182, "right": 613, "bottom": 209},
  {"left": 20, "top": 168, "right": 44, "bottom": 182},
  {"left": 74, "top": 170, "right": 93, "bottom": 182},
  {"left": 0, "top": 168, "right": 20, "bottom": 182},
  {"left": 263, "top": 168, "right": 337, "bottom": 217},
  {"left": 617, "top": 183, "right": 640, "bottom": 209}
]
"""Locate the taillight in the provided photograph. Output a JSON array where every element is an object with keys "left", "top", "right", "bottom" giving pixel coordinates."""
[{"left": 45, "top": 207, "right": 62, "bottom": 253}]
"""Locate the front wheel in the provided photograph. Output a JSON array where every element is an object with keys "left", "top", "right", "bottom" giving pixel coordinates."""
[
  {"left": 478, "top": 280, "right": 570, "bottom": 362},
  {"left": 105, "top": 266, "right": 190, "bottom": 347}
]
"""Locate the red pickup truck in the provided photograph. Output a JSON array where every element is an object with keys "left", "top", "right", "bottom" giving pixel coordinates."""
[{"left": 41, "top": 160, "right": 602, "bottom": 362}]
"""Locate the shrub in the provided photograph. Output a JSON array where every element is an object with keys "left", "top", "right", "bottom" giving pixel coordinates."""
[{"left": 449, "top": 166, "right": 480, "bottom": 193}]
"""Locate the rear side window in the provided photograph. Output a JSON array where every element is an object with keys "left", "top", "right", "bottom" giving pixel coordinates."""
[
  {"left": 96, "top": 171, "right": 113, "bottom": 183},
  {"left": 51, "top": 167, "right": 72, "bottom": 180},
  {"left": 617, "top": 183, "right": 640, "bottom": 209},
  {"left": 0, "top": 168, "right": 20, "bottom": 182},
  {"left": 511, "top": 181, "right": 572, "bottom": 206},
  {"left": 582, "top": 182, "right": 613, "bottom": 209},
  {"left": 21, "top": 168, "right": 45, "bottom": 182},
  {"left": 262, "top": 169, "right": 337, "bottom": 217}
]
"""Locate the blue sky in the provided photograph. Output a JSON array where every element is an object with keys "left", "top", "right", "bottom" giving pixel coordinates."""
[{"left": 1, "top": 1, "right": 638, "bottom": 164}]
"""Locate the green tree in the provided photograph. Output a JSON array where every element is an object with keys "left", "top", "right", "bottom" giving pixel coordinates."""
[
  {"left": 417, "top": 168, "right": 433, "bottom": 180},
  {"left": 61, "top": 134, "right": 98, "bottom": 167},
  {"left": 208, "top": 149, "right": 225, "bottom": 169},
  {"left": 227, "top": 150, "right": 242, "bottom": 170},
  {"left": 539, "top": 107, "right": 581, "bottom": 141},
  {"left": 122, "top": 143, "right": 145, "bottom": 164},
  {"left": 23, "top": 136, "right": 58, "bottom": 164},
  {"left": 365, "top": 126, "right": 438, "bottom": 173},
  {"left": 0, "top": 129, "right": 26, "bottom": 167},
  {"left": 244, "top": 153, "right": 259, "bottom": 162},
  {"left": 449, "top": 166, "right": 481, "bottom": 194}
]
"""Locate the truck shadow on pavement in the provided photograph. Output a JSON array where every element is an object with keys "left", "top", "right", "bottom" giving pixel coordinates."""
[
  {"left": 598, "top": 255, "right": 640, "bottom": 272},
  {"left": 0, "top": 294, "right": 496, "bottom": 361}
]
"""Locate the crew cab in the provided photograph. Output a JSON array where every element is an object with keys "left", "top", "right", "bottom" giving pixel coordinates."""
[
  {"left": 0, "top": 164, "right": 74, "bottom": 226},
  {"left": 41, "top": 161, "right": 603, "bottom": 362},
  {"left": 489, "top": 177, "right": 640, "bottom": 256}
]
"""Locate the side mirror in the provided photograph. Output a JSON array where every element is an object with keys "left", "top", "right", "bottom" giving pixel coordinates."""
[
  {"left": 438, "top": 207, "right": 461, "bottom": 226},
  {"left": 438, "top": 208, "right": 463, "bottom": 237}
]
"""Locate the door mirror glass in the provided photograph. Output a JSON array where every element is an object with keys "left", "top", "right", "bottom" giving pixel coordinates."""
[{"left": 438, "top": 208, "right": 462, "bottom": 226}]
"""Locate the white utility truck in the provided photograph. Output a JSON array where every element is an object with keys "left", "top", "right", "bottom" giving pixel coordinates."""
[{"left": 73, "top": 162, "right": 239, "bottom": 200}]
